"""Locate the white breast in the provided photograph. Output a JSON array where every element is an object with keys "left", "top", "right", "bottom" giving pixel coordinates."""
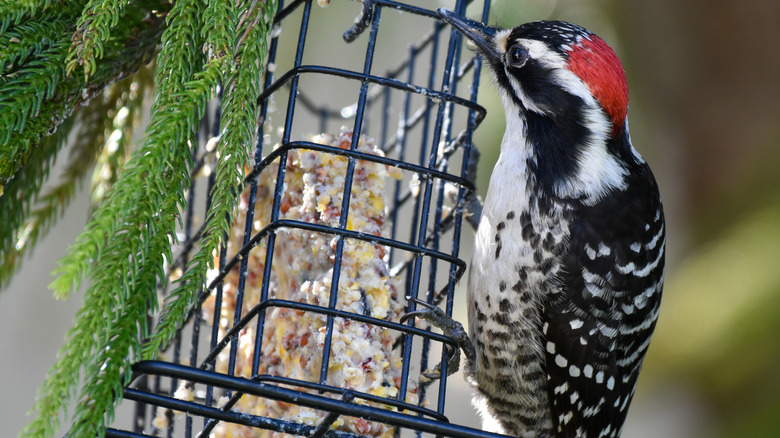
[
  {"left": 468, "top": 99, "right": 535, "bottom": 330},
  {"left": 466, "top": 106, "right": 568, "bottom": 434}
]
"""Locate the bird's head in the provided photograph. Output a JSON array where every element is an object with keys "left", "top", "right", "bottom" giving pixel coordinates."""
[{"left": 439, "top": 9, "right": 643, "bottom": 203}]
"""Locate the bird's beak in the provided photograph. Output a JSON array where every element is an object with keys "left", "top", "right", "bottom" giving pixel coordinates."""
[{"left": 437, "top": 8, "right": 501, "bottom": 64}]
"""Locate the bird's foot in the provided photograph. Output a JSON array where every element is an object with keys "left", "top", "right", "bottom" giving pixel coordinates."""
[{"left": 400, "top": 298, "right": 475, "bottom": 382}]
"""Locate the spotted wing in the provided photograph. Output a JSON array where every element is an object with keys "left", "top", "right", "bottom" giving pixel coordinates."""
[{"left": 543, "top": 165, "right": 665, "bottom": 438}]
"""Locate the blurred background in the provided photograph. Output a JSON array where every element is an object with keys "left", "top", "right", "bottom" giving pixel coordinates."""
[{"left": 2, "top": 0, "right": 779, "bottom": 436}]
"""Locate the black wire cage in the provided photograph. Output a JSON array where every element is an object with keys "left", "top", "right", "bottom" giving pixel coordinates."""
[{"left": 104, "top": 1, "right": 502, "bottom": 437}]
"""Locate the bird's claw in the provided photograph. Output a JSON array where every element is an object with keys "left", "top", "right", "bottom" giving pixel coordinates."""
[
  {"left": 419, "top": 360, "right": 452, "bottom": 384},
  {"left": 402, "top": 298, "right": 475, "bottom": 381}
]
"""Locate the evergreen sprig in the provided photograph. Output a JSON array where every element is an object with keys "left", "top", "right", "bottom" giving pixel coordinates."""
[
  {"left": 0, "top": 72, "right": 150, "bottom": 289},
  {"left": 2, "top": 0, "right": 279, "bottom": 435},
  {"left": 48, "top": 0, "right": 205, "bottom": 299},
  {"left": 0, "top": 19, "right": 68, "bottom": 72},
  {"left": 66, "top": 0, "right": 130, "bottom": 78},
  {"left": 21, "top": 1, "right": 201, "bottom": 435},
  {"left": 0, "top": 3, "right": 83, "bottom": 184},
  {"left": 145, "top": 0, "right": 277, "bottom": 357},
  {"left": 0, "top": 119, "right": 70, "bottom": 289},
  {"left": 0, "top": 1, "right": 83, "bottom": 34},
  {"left": 0, "top": 0, "right": 164, "bottom": 291},
  {"left": 0, "top": 38, "right": 69, "bottom": 178}
]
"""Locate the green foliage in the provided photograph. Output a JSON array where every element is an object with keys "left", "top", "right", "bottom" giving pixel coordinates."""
[
  {"left": 0, "top": 0, "right": 161, "bottom": 288},
  {"left": 144, "top": 0, "right": 278, "bottom": 358},
  {"left": 0, "top": 0, "right": 280, "bottom": 436},
  {"left": 0, "top": 71, "right": 151, "bottom": 289},
  {"left": 67, "top": 0, "right": 130, "bottom": 78},
  {"left": 47, "top": 0, "right": 206, "bottom": 300},
  {"left": 0, "top": 0, "right": 163, "bottom": 185},
  {"left": 0, "top": 1, "right": 83, "bottom": 34},
  {"left": 0, "top": 117, "right": 71, "bottom": 289},
  {"left": 0, "top": 19, "right": 68, "bottom": 72},
  {"left": 0, "top": 31, "right": 69, "bottom": 178}
]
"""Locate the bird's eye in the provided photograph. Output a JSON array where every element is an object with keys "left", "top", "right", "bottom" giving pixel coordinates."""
[{"left": 507, "top": 44, "right": 529, "bottom": 67}]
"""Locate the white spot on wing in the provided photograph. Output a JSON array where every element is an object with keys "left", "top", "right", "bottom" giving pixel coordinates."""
[
  {"left": 634, "top": 292, "right": 648, "bottom": 309},
  {"left": 554, "top": 382, "right": 569, "bottom": 394},
  {"left": 585, "top": 282, "right": 604, "bottom": 297},
  {"left": 599, "top": 325, "right": 618, "bottom": 338},
  {"left": 582, "top": 398, "right": 605, "bottom": 417},
  {"left": 645, "top": 224, "right": 664, "bottom": 250},
  {"left": 620, "top": 295, "right": 662, "bottom": 335},
  {"left": 570, "top": 319, "right": 584, "bottom": 329},
  {"left": 585, "top": 244, "right": 597, "bottom": 260},
  {"left": 617, "top": 244, "right": 664, "bottom": 277},
  {"left": 583, "top": 268, "right": 605, "bottom": 285},
  {"left": 620, "top": 394, "right": 632, "bottom": 410},
  {"left": 583, "top": 364, "right": 593, "bottom": 378}
]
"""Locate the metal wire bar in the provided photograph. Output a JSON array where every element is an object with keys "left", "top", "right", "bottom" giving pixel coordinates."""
[{"left": 118, "top": 361, "right": 512, "bottom": 438}]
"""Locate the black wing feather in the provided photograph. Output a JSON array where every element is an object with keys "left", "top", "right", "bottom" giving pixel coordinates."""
[{"left": 544, "top": 163, "right": 665, "bottom": 438}]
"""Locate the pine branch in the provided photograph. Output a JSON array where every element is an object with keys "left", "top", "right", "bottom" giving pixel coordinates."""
[
  {"left": 50, "top": 0, "right": 202, "bottom": 298},
  {"left": 11, "top": 3, "right": 163, "bottom": 436},
  {"left": 0, "top": 85, "right": 110, "bottom": 286},
  {"left": 0, "top": 0, "right": 82, "bottom": 34},
  {"left": 153, "top": 0, "right": 204, "bottom": 107},
  {"left": 66, "top": 0, "right": 130, "bottom": 78},
  {"left": 0, "top": 8, "right": 78, "bottom": 186},
  {"left": 22, "top": 231, "right": 145, "bottom": 438},
  {"left": 65, "top": 173, "right": 181, "bottom": 436},
  {"left": 145, "top": 0, "right": 278, "bottom": 357},
  {"left": 24, "top": 0, "right": 205, "bottom": 435},
  {"left": 0, "top": 101, "right": 76, "bottom": 290},
  {"left": 0, "top": 0, "right": 164, "bottom": 190},
  {"left": 0, "top": 118, "right": 71, "bottom": 289},
  {"left": 0, "top": 19, "right": 68, "bottom": 72},
  {"left": 67, "top": 248, "right": 160, "bottom": 437},
  {"left": 0, "top": 1, "right": 164, "bottom": 292},
  {"left": 19, "top": 0, "right": 278, "bottom": 435},
  {"left": 49, "top": 73, "right": 204, "bottom": 434},
  {"left": 0, "top": 43, "right": 66, "bottom": 131},
  {"left": 0, "top": 71, "right": 152, "bottom": 289},
  {"left": 0, "top": 41, "right": 69, "bottom": 176}
]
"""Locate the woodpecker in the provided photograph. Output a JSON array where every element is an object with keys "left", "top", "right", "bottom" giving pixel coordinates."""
[{"left": 436, "top": 9, "right": 665, "bottom": 438}]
